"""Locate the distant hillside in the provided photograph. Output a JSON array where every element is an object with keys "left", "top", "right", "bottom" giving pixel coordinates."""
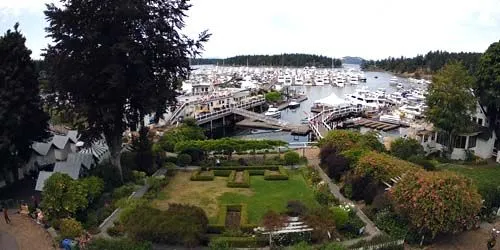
[
  {"left": 191, "top": 54, "right": 342, "bottom": 68},
  {"left": 342, "top": 56, "right": 364, "bottom": 65}
]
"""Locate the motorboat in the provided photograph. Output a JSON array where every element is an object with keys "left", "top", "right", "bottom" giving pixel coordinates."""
[
  {"left": 379, "top": 114, "right": 401, "bottom": 125},
  {"left": 251, "top": 129, "right": 282, "bottom": 134},
  {"left": 389, "top": 76, "right": 398, "bottom": 86},
  {"left": 264, "top": 106, "right": 281, "bottom": 118},
  {"left": 396, "top": 83, "right": 403, "bottom": 89},
  {"left": 314, "top": 77, "right": 325, "bottom": 86},
  {"left": 288, "top": 99, "right": 300, "bottom": 109}
]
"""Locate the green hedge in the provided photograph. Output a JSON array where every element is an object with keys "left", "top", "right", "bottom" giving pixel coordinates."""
[
  {"left": 248, "top": 169, "right": 265, "bottom": 175},
  {"left": 227, "top": 170, "right": 250, "bottom": 188},
  {"left": 213, "top": 169, "right": 232, "bottom": 177},
  {"left": 213, "top": 166, "right": 279, "bottom": 171},
  {"left": 264, "top": 166, "right": 289, "bottom": 180},
  {"left": 190, "top": 170, "right": 214, "bottom": 181},
  {"left": 210, "top": 236, "right": 268, "bottom": 248},
  {"left": 208, "top": 204, "right": 256, "bottom": 234}
]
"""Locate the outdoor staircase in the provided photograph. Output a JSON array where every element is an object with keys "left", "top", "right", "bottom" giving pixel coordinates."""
[{"left": 232, "top": 107, "right": 289, "bottom": 127}]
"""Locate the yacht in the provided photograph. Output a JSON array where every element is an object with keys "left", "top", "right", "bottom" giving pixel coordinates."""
[
  {"left": 379, "top": 114, "right": 401, "bottom": 125},
  {"left": 388, "top": 92, "right": 404, "bottom": 105},
  {"left": 264, "top": 106, "right": 281, "bottom": 118},
  {"left": 288, "top": 99, "right": 300, "bottom": 109},
  {"left": 284, "top": 75, "right": 292, "bottom": 86},
  {"left": 399, "top": 104, "right": 423, "bottom": 118},
  {"left": 389, "top": 76, "right": 398, "bottom": 86},
  {"left": 336, "top": 76, "right": 345, "bottom": 87},
  {"left": 314, "top": 77, "right": 325, "bottom": 86},
  {"left": 295, "top": 77, "right": 304, "bottom": 86},
  {"left": 345, "top": 89, "right": 380, "bottom": 111},
  {"left": 396, "top": 83, "right": 403, "bottom": 89}
]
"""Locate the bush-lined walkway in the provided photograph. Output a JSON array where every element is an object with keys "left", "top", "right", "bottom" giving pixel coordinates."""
[{"left": 0, "top": 213, "right": 54, "bottom": 250}]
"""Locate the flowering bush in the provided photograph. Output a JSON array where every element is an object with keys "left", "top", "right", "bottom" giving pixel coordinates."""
[
  {"left": 354, "top": 151, "right": 419, "bottom": 184},
  {"left": 390, "top": 171, "right": 482, "bottom": 238}
]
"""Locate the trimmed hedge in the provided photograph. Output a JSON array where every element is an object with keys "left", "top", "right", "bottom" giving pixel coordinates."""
[
  {"left": 210, "top": 236, "right": 268, "bottom": 248},
  {"left": 213, "top": 166, "right": 280, "bottom": 171},
  {"left": 190, "top": 170, "right": 214, "bottom": 181},
  {"left": 208, "top": 204, "right": 256, "bottom": 234},
  {"left": 213, "top": 169, "right": 232, "bottom": 177},
  {"left": 248, "top": 169, "right": 265, "bottom": 175},
  {"left": 264, "top": 166, "right": 289, "bottom": 180},
  {"left": 227, "top": 170, "right": 250, "bottom": 188}
]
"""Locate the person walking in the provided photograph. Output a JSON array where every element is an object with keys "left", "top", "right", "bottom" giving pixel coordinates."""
[{"left": 3, "top": 207, "right": 11, "bottom": 224}]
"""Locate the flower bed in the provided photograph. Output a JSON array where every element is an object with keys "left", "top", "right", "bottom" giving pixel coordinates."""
[
  {"left": 264, "top": 166, "right": 289, "bottom": 180},
  {"left": 227, "top": 170, "right": 251, "bottom": 188}
]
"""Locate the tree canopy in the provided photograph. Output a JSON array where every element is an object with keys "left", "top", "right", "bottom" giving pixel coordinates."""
[
  {"left": 424, "top": 62, "right": 476, "bottom": 154},
  {"left": 361, "top": 51, "right": 481, "bottom": 75},
  {"left": 44, "top": 0, "right": 209, "bottom": 181},
  {"left": 0, "top": 23, "right": 49, "bottom": 179},
  {"left": 265, "top": 91, "right": 282, "bottom": 103},
  {"left": 390, "top": 138, "right": 424, "bottom": 161},
  {"left": 191, "top": 54, "right": 342, "bottom": 68},
  {"left": 475, "top": 40, "right": 500, "bottom": 126}
]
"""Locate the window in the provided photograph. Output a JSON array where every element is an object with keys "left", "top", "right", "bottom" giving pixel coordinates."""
[
  {"left": 424, "top": 135, "right": 428, "bottom": 142},
  {"left": 431, "top": 133, "right": 435, "bottom": 141},
  {"left": 477, "top": 118, "right": 483, "bottom": 126},
  {"left": 472, "top": 117, "right": 477, "bottom": 123},
  {"left": 468, "top": 135, "right": 477, "bottom": 148},
  {"left": 454, "top": 136, "right": 466, "bottom": 149}
]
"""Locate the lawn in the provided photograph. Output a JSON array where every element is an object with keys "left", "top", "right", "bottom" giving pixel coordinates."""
[
  {"left": 437, "top": 163, "right": 500, "bottom": 192},
  {"left": 154, "top": 170, "right": 318, "bottom": 224},
  {"left": 219, "top": 171, "right": 319, "bottom": 223}
]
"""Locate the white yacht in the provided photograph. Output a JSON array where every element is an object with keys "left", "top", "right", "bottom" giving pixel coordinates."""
[
  {"left": 284, "top": 75, "right": 292, "bottom": 86},
  {"left": 295, "top": 77, "right": 304, "bottom": 86},
  {"left": 379, "top": 114, "right": 401, "bottom": 125},
  {"left": 396, "top": 83, "right": 403, "bottom": 89},
  {"left": 349, "top": 75, "right": 359, "bottom": 85},
  {"left": 288, "top": 99, "right": 300, "bottom": 109},
  {"left": 314, "top": 77, "right": 325, "bottom": 86},
  {"left": 388, "top": 92, "right": 404, "bottom": 105},
  {"left": 264, "top": 106, "right": 281, "bottom": 118},
  {"left": 336, "top": 76, "right": 345, "bottom": 87},
  {"left": 389, "top": 76, "right": 399, "bottom": 86},
  {"left": 399, "top": 104, "right": 423, "bottom": 118}
]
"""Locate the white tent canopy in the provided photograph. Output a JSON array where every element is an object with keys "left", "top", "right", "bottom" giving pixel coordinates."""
[{"left": 314, "top": 93, "right": 349, "bottom": 107}]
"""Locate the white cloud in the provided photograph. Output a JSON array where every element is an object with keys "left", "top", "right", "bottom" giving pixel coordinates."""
[{"left": 1, "top": 0, "right": 499, "bottom": 59}]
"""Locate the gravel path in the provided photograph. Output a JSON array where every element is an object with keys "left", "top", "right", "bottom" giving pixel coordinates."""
[{"left": 0, "top": 214, "right": 54, "bottom": 250}]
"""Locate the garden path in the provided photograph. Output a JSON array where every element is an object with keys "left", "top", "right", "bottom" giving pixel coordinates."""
[
  {"left": 0, "top": 213, "right": 54, "bottom": 250},
  {"left": 298, "top": 148, "right": 382, "bottom": 245},
  {"left": 97, "top": 167, "right": 168, "bottom": 238}
]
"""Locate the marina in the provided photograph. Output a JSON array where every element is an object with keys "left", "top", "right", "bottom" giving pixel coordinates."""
[{"left": 150, "top": 64, "right": 431, "bottom": 143}]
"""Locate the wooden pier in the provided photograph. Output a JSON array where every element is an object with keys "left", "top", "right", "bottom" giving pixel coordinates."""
[
  {"left": 235, "top": 119, "right": 311, "bottom": 135},
  {"left": 355, "top": 118, "right": 400, "bottom": 131}
]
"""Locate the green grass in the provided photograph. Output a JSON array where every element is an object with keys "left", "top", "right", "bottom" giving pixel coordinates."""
[
  {"left": 437, "top": 163, "right": 500, "bottom": 191},
  {"left": 218, "top": 170, "right": 319, "bottom": 224}
]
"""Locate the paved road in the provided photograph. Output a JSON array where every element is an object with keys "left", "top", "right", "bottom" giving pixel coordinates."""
[{"left": 0, "top": 232, "right": 18, "bottom": 250}]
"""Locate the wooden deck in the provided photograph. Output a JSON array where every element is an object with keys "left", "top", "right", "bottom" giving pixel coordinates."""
[
  {"left": 235, "top": 119, "right": 311, "bottom": 135},
  {"left": 355, "top": 118, "right": 400, "bottom": 131}
]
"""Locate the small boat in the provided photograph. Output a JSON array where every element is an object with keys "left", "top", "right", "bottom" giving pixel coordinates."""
[
  {"left": 396, "top": 83, "right": 403, "bottom": 89},
  {"left": 251, "top": 129, "right": 282, "bottom": 134},
  {"left": 288, "top": 100, "right": 300, "bottom": 109},
  {"left": 389, "top": 76, "right": 398, "bottom": 86},
  {"left": 264, "top": 106, "right": 281, "bottom": 118},
  {"left": 374, "top": 76, "right": 378, "bottom": 79},
  {"left": 379, "top": 114, "right": 401, "bottom": 125}
]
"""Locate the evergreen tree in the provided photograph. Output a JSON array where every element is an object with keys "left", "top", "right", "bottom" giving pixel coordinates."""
[
  {"left": 475, "top": 40, "right": 500, "bottom": 127},
  {"left": 0, "top": 23, "right": 50, "bottom": 181},
  {"left": 44, "top": 0, "right": 209, "bottom": 181}
]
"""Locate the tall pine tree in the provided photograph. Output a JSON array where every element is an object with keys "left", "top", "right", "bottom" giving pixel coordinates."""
[
  {"left": 0, "top": 23, "right": 50, "bottom": 182},
  {"left": 44, "top": 0, "right": 209, "bottom": 181}
]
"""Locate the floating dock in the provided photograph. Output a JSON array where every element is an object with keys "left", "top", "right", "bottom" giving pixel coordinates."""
[
  {"left": 236, "top": 119, "right": 311, "bottom": 135},
  {"left": 276, "top": 95, "right": 308, "bottom": 111},
  {"left": 355, "top": 118, "right": 400, "bottom": 131}
]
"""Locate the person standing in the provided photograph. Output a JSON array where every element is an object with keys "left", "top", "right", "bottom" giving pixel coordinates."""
[{"left": 3, "top": 207, "right": 11, "bottom": 224}]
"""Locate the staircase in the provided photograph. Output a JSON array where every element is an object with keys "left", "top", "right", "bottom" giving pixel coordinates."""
[{"left": 167, "top": 102, "right": 188, "bottom": 125}]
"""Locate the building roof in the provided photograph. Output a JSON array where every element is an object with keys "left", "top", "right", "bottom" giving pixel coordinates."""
[
  {"left": 79, "top": 140, "right": 110, "bottom": 163},
  {"left": 35, "top": 171, "right": 55, "bottom": 191},
  {"left": 32, "top": 142, "right": 53, "bottom": 156},
  {"left": 67, "top": 153, "right": 94, "bottom": 169},
  {"left": 67, "top": 130, "right": 79, "bottom": 143},
  {"left": 53, "top": 161, "right": 81, "bottom": 180},
  {"left": 52, "top": 135, "right": 70, "bottom": 149}
]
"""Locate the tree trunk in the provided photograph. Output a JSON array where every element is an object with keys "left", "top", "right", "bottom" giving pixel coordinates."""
[{"left": 107, "top": 134, "right": 124, "bottom": 183}]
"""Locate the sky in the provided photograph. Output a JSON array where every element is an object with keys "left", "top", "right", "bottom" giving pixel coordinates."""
[{"left": 1, "top": 0, "right": 499, "bottom": 60}]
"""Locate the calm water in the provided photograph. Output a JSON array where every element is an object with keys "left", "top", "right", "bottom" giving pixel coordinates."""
[{"left": 222, "top": 67, "right": 409, "bottom": 142}]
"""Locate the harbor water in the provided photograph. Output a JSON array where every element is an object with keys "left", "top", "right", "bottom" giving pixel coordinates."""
[{"left": 214, "top": 68, "right": 413, "bottom": 142}]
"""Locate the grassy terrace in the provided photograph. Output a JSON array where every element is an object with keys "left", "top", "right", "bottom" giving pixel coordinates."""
[
  {"left": 153, "top": 170, "right": 318, "bottom": 224},
  {"left": 437, "top": 162, "right": 500, "bottom": 192}
]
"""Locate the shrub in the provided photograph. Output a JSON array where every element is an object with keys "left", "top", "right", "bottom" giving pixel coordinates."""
[
  {"left": 407, "top": 155, "right": 436, "bottom": 171},
  {"left": 123, "top": 204, "right": 208, "bottom": 247},
  {"left": 284, "top": 151, "right": 301, "bottom": 166},
  {"left": 340, "top": 148, "right": 370, "bottom": 165},
  {"left": 374, "top": 209, "right": 408, "bottom": 240},
  {"left": 390, "top": 137, "right": 424, "bottom": 160},
  {"left": 132, "top": 170, "right": 147, "bottom": 185},
  {"left": 320, "top": 144, "right": 350, "bottom": 182},
  {"left": 390, "top": 171, "right": 482, "bottom": 238},
  {"left": 330, "top": 206, "right": 349, "bottom": 228},
  {"left": 60, "top": 218, "right": 84, "bottom": 239},
  {"left": 191, "top": 170, "right": 215, "bottom": 181},
  {"left": 238, "top": 158, "right": 248, "bottom": 166},
  {"left": 87, "top": 238, "right": 152, "bottom": 250},
  {"left": 319, "top": 130, "right": 361, "bottom": 152},
  {"left": 181, "top": 148, "right": 205, "bottom": 165},
  {"left": 264, "top": 166, "right": 289, "bottom": 180},
  {"left": 107, "top": 225, "right": 125, "bottom": 237},
  {"left": 314, "top": 184, "right": 337, "bottom": 206},
  {"left": 286, "top": 200, "right": 308, "bottom": 217},
  {"left": 41, "top": 173, "right": 88, "bottom": 219},
  {"left": 304, "top": 207, "right": 338, "bottom": 243},
  {"left": 354, "top": 151, "right": 418, "bottom": 184},
  {"left": 340, "top": 215, "right": 365, "bottom": 238},
  {"left": 165, "top": 156, "right": 178, "bottom": 164},
  {"left": 112, "top": 183, "right": 136, "bottom": 200},
  {"left": 90, "top": 162, "right": 133, "bottom": 191},
  {"left": 210, "top": 236, "right": 267, "bottom": 248},
  {"left": 177, "top": 153, "right": 192, "bottom": 167}
]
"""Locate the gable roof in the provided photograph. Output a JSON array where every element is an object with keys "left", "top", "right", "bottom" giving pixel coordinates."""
[
  {"left": 67, "top": 153, "right": 95, "bottom": 169},
  {"left": 53, "top": 161, "right": 81, "bottom": 180},
  {"left": 67, "top": 130, "right": 79, "bottom": 143},
  {"left": 52, "top": 135, "right": 70, "bottom": 150},
  {"left": 32, "top": 142, "right": 53, "bottom": 156},
  {"left": 35, "top": 171, "right": 55, "bottom": 191}
]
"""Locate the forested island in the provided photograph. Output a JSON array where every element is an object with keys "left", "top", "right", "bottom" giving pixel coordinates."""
[
  {"left": 361, "top": 51, "right": 481, "bottom": 76},
  {"left": 191, "top": 53, "right": 342, "bottom": 68}
]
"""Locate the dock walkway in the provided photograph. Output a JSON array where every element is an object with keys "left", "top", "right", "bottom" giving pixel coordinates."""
[{"left": 355, "top": 118, "right": 400, "bottom": 131}]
